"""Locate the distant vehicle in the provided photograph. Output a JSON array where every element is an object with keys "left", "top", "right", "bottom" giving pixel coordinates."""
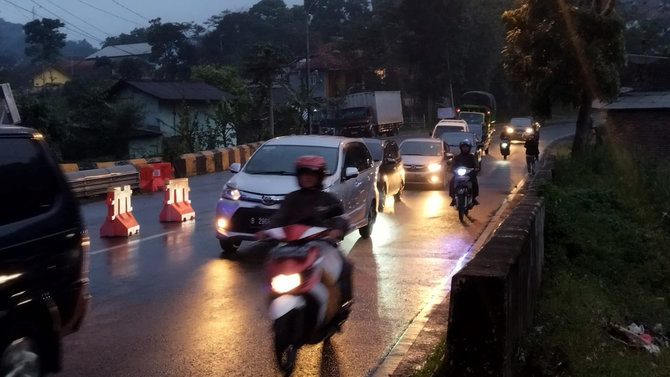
[
  {"left": 399, "top": 138, "right": 449, "bottom": 188},
  {"left": 321, "top": 91, "right": 404, "bottom": 137},
  {"left": 215, "top": 135, "right": 378, "bottom": 255},
  {"left": 457, "top": 91, "right": 497, "bottom": 153},
  {"left": 505, "top": 117, "right": 540, "bottom": 141},
  {"left": 0, "top": 126, "right": 90, "bottom": 377},
  {"left": 362, "top": 138, "right": 405, "bottom": 211},
  {"left": 436, "top": 131, "right": 482, "bottom": 164},
  {"left": 431, "top": 119, "right": 469, "bottom": 139}
]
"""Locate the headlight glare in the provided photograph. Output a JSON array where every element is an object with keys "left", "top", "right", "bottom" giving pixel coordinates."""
[
  {"left": 222, "top": 186, "right": 241, "bottom": 201},
  {"left": 428, "top": 163, "right": 441, "bottom": 172},
  {"left": 456, "top": 167, "right": 468, "bottom": 176},
  {"left": 271, "top": 273, "right": 301, "bottom": 293},
  {"left": 526, "top": 127, "right": 533, "bottom": 134}
]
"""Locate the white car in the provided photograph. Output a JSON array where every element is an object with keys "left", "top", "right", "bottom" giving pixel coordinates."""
[
  {"left": 400, "top": 138, "right": 449, "bottom": 188},
  {"left": 430, "top": 119, "right": 469, "bottom": 139},
  {"left": 215, "top": 135, "right": 378, "bottom": 255}
]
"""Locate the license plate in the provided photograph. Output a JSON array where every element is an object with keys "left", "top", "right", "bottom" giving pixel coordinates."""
[{"left": 250, "top": 217, "right": 271, "bottom": 226}]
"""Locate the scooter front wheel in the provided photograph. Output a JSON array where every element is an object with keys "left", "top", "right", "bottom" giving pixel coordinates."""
[
  {"left": 503, "top": 154, "right": 507, "bottom": 160},
  {"left": 275, "top": 343, "right": 296, "bottom": 376}
]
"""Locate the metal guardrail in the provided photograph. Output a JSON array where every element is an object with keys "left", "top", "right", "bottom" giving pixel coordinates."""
[{"left": 66, "top": 165, "right": 139, "bottom": 198}]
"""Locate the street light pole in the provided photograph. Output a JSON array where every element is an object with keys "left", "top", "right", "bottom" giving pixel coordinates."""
[
  {"left": 305, "top": 0, "right": 321, "bottom": 135},
  {"left": 306, "top": 10, "right": 312, "bottom": 134}
]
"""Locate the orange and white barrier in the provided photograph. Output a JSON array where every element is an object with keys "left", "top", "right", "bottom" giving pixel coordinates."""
[
  {"left": 158, "top": 178, "right": 195, "bottom": 222},
  {"left": 100, "top": 185, "right": 140, "bottom": 237}
]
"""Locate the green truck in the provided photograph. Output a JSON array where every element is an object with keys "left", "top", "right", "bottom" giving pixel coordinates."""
[{"left": 456, "top": 91, "right": 496, "bottom": 154}]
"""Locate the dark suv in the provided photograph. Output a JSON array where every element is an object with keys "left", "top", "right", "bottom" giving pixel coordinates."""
[{"left": 0, "top": 126, "right": 90, "bottom": 376}]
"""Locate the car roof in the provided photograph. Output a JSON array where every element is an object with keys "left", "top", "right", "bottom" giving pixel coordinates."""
[
  {"left": 401, "top": 137, "right": 443, "bottom": 144},
  {"left": 0, "top": 125, "right": 41, "bottom": 138},
  {"left": 264, "top": 135, "right": 361, "bottom": 147},
  {"left": 435, "top": 119, "right": 467, "bottom": 125}
]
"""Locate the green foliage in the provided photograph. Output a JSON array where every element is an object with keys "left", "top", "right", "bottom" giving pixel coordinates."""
[
  {"left": 501, "top": 0, "right": 626, "bottom": 153},
  {"left": 146, "top": 18, "right": 197, "bottom": 80},
  {"left": 103, "top": 27, "right": 149, "bottom": 47},
  {"left": 23, "top": 18, "right": 66, "bottom": 64},
  {"left": 520, "top": 143, "right": 670, "bottom": 376}
]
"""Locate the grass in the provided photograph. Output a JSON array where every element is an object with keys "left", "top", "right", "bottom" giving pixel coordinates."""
[{"left": 516, "top": 140, "right": 670, "bottom": 377}]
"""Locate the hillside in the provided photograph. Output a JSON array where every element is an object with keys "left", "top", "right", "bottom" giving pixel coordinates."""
[{"left": 0, "top": 18, "right": 96, "bottom": 64}]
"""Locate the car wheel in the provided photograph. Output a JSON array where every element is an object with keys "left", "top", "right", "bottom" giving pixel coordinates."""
[
  {"left": 378, "top": 185, "right": 387, "bottom": 212},
  {"left": 1, "top": 331, "right": 43, "bottom": 377},
  {"left": 219, "top": 239, "right": 240, "bottom": 258},
  {"left": 359, "top": 203, "right": 376, "bottom": 239}
]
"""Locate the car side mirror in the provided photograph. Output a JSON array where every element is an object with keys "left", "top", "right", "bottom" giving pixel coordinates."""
[
  {"left": 230, "top": 162, "right": 241, "bottom": 173},
  {"left": 344, "top": 167, "right": 359, "bottom": 180}
]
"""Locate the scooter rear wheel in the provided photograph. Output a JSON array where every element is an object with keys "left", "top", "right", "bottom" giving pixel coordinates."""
[
  {"left": 503, "top": 155, "right": 507, "bottom": 160},
  {"left": 275, "top": 344, "right": 296, "bottom": 376}
]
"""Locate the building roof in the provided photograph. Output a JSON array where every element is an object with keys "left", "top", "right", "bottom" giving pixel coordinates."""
[
  {"left": 110, "top": 80, "right": 234, "bottom": 101},
  {"left": 596, "top": 92, "right": 670, "bottom": 110},
  {"left": 86, "top": 43, "right": 151, "bottom": 60}
]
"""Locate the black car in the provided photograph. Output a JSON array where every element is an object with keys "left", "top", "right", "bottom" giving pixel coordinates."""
[
  {"left": 0, "top": 126, "right": 90, "bottom": 376},
  {"left": 362, "top": 138, "right": 405, "bottom": 212}
]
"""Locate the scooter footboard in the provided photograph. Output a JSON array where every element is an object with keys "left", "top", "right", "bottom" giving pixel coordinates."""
[{"left": 269, "top": 295, "right": 307, "bottom": 320}]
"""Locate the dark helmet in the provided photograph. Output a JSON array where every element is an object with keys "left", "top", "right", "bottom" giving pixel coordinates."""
[
  {"left": 459, "top": 139, "right": 472, "bottom": 151},
  {"left": 295, "top": 155, "right": 326, "bottom": 179}
]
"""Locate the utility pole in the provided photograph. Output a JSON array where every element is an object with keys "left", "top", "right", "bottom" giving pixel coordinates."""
[{"left": 305, "top": 0, "right": 321, "bottom": 135}]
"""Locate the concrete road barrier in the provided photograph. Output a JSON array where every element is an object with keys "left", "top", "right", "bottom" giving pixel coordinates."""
[
  {"left": 214, "top": 148, "right": 230, "bottom": 171},
  {"left": 196, "top": 151, "right": 215, "bottom": 175},
  {"left": 444, "top": 179, "right": 545, "bottom": 377}
]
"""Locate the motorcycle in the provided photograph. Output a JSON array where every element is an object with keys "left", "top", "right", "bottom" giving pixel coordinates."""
[
  {"left": 500, "top": 134, "right": 511, "bottom": 160},
  {"left": 264, "top": 224, "right": 353, "bottom": 375},
  {"left": 453, "top": 167, "right": 475, "bottom": 221},
  {"left": 500, "top": 138, "right": 511, "bottom": 160}
]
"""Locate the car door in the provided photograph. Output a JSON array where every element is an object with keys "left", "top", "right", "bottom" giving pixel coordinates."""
[
  {"left": 341, "top": 142, "right": 374, "bottom": 226},
  {"left": 339, "top": 143, "right": 362, "bottom": 225}
]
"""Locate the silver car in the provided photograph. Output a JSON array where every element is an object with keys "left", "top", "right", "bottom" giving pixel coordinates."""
[
  {"left": 400, "top": 138, "right": 449, "bottom": 188},
  {"left": 215, "top": 135, "right": 378, "bottom": 255}
]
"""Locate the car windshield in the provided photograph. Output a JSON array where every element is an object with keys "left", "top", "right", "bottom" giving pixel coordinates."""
[
  {"left": 363, "top": 141, "right": 383, "bottom": 161},
  {"left": 510, "top": 118, "right": 532, "bottom": 128},
  {"left": 400, "top": 141, "right": 442, "bottom": 156},
  {"left": 244, "top": 145, "right": 339, "bottom": 175},
  {"left": 433, "top": 125, "right": 465, "bottom": 138},
  {"left": 459, "top": 112, "right": 484, "bottom": 125}
]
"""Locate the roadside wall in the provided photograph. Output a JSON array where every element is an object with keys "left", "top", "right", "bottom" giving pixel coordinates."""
[{"left": 443, "top": 169, "right": 547, "bottom": 376}]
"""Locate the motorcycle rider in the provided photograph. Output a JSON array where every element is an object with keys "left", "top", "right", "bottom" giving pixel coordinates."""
[
  {"left": 449, "top": 139, "right": 480, "bottom": 206},
  {"left": 256, "top": 155, "right": 353, "bottom": 304},
  {"left": 524, "top": 133, "right": 540, "bottom": 175}
]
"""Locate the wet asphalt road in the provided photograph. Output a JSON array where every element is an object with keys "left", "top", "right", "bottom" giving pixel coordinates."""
[{"left": 55, "top": 123, "right": 574, "bottom": 377}]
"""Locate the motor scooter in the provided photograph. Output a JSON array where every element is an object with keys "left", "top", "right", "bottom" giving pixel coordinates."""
[
  {"left": 500, "top": 135, "right": 511, "bottom": 160},
  {"left": 453, "top": 167, "right": 475, "bottom": 221},
  {"left": 264, "top": 224, "right": 352, "bottom": 376}
]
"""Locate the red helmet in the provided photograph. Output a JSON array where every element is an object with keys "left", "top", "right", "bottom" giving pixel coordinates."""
[{"left": 295, "top": 155, "right": 326, "bottom": 176}]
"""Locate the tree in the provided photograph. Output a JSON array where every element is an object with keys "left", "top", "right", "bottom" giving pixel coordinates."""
[
  {"left": 244, "top": 43, "right": 290, "bottom": 138},
  {"left": 23, "top": 18, "right": 66, "bottom": 65},
  {"left": 146, "top": 18, "right": 197, "bottom": 80},
  {"left": 103, "top": 28, "right": 149, "bottom": 47},
  {"left": 502, "top": 0, "right": 625, "bottom": 154}
]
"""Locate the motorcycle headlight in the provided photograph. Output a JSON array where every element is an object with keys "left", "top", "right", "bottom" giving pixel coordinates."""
[
  {"left": 271, "top": 273, "right": 301, "bottom": 294},
  {"left": 501, "top": 142, "right": 509, "bottom": 148},
  {"left": 456, "top": 167, "right": 468, "bottom": 176},
  {"left": 526, "top": 127, "right": 533, "bottom": 134},
  {"left": 221, "top": 185, "right": 241, "bottom": 201},
  {"left": 428, "top": 163, "right": 441, "bottom": 172}
]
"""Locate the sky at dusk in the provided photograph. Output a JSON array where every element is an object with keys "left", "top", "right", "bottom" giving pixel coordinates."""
[{"left": 0, "top": 0, "right": 304, "bottom": 46}]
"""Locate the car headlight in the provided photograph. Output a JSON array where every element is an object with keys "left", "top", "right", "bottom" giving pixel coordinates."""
[
  {"left": 526, "top": 127, "right": 533, "bottom": 134},
  {"left": 221, "top": 185, "right": 241, "bottom": 201},
  {"left": 216, "top": 218, "right": 227, "bottom": 230},
  {"left": 456, "top": 167, "right": 468, "bottom": 176},
  {"left": 428, "top": 163, "right": 441, "bottom": 172},
  {"left": 506, "top": 127, "right": 514, "bottom": 134},
  {"left": 271, "top": 273, "right": 301, "bottom": 294}
]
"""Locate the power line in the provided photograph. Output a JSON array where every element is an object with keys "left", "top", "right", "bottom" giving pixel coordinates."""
[
  {"left": 45, "top": 0, "right": 112, "bottom": 38},
  {"left": 77, "top": 0, "right": 145, "bottom": 27},
  {"left": 111, "top": 0, "right": 149, "bottom": 22},
  {"left": 30, "top": 0, "right": 106, "bottom": 43}
]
